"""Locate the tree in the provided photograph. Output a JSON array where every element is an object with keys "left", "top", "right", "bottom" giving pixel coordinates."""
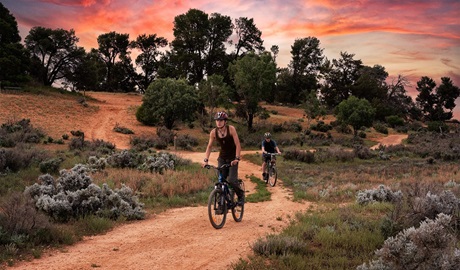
[
  {"left": 170, "top": 9, "right": 232, "bottom": 85},
  {"left": 228, "top": 52, "right": 276, "bottom": 130},
  {"left": 304, "top": 91, "right": 326, "bottom": 126},
  {"left": 336, "top": 96, "right": 376, "bottom": 136},
  {"left": 131, "top": 34, "right": 168, "bottom": 93},
  {"left": 374, "top": 74, "right": 416, "bottom": 121},
  {"left": 96, "top": 31, "right": 132, "bottom": 91},
  {"left": 416, "top": 76, "right": 460, "bottom": 121},
  {"left": 288, "top": 37, "right": 325, "bottom": 104},
  {"left": 136, "top": 78, "right": 199, "bottom": 129},
  {"left": 0, "top": 2, "right": 30, "bottom": 86},
  {"left": 0, "top": 3, "right": 21, "bottom": 44},
  {"left": 24, "top": 27, "right": 85, "bottom": 86},
  {"left": 197, "top": 75, "right": 231, "bottom": 126},
  {"left": 436, "top": 77, "right": 460, "bottom": 120},
  {"left": 67, "top": 49, "right": 106, "bottom": 92},
  {"left": 352, "top": 64, "right": 388, "bottom": 102},
  {"left": 233, "top": 17, "right": 265, "bottom": 59},
  {"left": 321, "top": 52, "right": 363, "bottom": 108}
]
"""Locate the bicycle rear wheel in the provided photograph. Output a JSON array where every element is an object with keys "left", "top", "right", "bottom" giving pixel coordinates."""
[
  {"left": 208, "top": 189, "right": 227, "bottom": 229},
  {"left": 268, "top": 166, "right": 277, "bottom": 187},
  {"left": 231, "top": 180, "right": 245, "bottom": 222}
]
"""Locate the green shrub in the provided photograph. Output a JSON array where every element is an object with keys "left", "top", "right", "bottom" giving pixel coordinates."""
[
  {"left": 311, "top": 121, "right": 332, "bottom": 133},
  {"left": 385, "top": 115, "right": 405, "bottom": 127},
  {"left": 39, "top": 157, "right": 63, "bottom": 174},
  {"left": 427, "top": 121, "right": 449, "bottom": 133},
  {"left": 113, "top": 124, "right": 134, "bottom": 134},
  {"left": 373, "top": 122, "right": 388, "bottom": 134},
  {"left": 175, "top": 134, "right": 199, "bottom": 150}
]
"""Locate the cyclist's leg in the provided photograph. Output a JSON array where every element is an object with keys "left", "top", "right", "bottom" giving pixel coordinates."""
[
  {"left": 262, "top": 154, "right": 269, "bottom": 180},
  {"left": 228, "top": 163, "right": 244, "bottom": 204}
]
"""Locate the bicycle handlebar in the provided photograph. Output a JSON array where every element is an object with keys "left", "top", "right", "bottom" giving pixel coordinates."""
[
  {"left": 204, "top": 163, "right": 231, "bottom": 170},
  {"left": 263, "top": 152, "right": 281, "bottom": 156}
]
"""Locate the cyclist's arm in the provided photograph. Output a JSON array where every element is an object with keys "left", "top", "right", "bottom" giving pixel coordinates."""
[
  {"left": 261, "top": 141, "right": 266, "bottom": 154},
  {"left": 275, "top": 146, "right": 281, "bottom": 154},
  {"left": 229, "top": 125, "right": 241, "bottom": 164},
  {"left": 203, "top": 129, "right": 216, "bottom": 166}
]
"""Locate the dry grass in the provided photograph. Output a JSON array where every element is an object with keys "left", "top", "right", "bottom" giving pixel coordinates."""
[{"left": 91, "top": 167, "right": 212, "bottom": 198}]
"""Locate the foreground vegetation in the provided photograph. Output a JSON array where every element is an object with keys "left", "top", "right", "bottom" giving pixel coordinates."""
[{"left": 1, "top": 88, "right": 459, "bottom": 268}]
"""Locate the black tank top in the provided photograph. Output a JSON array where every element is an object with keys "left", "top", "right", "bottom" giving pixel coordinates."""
[{"left": 215, "top": 126, "right": 236, "bottom": 160}]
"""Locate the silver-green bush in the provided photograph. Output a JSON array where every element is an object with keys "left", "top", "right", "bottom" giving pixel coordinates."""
[
  {"left": 25, "top": 164, "right": 145, "bottom": 222},
  {"left": 358, "top": 213, "right": 460, "bottom": 270}
]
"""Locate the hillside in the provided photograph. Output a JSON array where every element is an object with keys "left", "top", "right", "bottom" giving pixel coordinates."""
[{"left": 0, "top": 90, "right": 405, "bottom": 150}]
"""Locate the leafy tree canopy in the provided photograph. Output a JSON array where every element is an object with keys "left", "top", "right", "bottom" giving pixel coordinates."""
[
  {"left": 336, "top": 96, "right": 376, "bottom": 136},
  {"left": 136, "top": 78, "right": 199, "bottom": 129}
]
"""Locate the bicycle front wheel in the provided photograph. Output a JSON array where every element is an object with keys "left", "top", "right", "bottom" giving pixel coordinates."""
[
  {"left": 208, "top": 189, "right": 227, "bottom": 229},
  {"left": 268, "top": 166, "right": 277, "bottom": 187},
  {"left": 231, "top": 180, "right": 245, "bottom": 222}
]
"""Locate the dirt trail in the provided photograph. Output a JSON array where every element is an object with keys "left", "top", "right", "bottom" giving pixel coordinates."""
[
  {"left": 370, "top": 134, "right": 408, "bottom": 150},
  {"left": 4, "top": 92, "right": 407, "bottom": 270}
]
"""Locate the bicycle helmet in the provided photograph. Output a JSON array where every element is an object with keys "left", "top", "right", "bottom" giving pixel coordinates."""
[
  {"left": 214, "top": 111, "right": 228, "bottom": 120},
  {"left": 264, "top": 132, "right": 271, "bottom": 138}
]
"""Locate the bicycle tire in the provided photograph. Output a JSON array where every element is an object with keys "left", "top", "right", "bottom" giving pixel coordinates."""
[
  {"left": 231, "top": 180, "right": 245, "bottom": 222},
  {"left": 208, "top": 188, "right": 227, "bottom": 229},
  {"left": 268, "top": 166, "right": 277, "bottom": 187}
]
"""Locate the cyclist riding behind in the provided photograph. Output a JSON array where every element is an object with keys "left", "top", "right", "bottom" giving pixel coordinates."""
[
  {"left": 261, "top": 132, "right": 281, "bottom": 181},
  {"left": 203, "top": 111, "right": 245, "bottom": 205}
]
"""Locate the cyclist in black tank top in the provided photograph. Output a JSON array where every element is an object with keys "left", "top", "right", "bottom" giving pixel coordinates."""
[{"left": 203, "top": 112, "right": 244, "bottom": 205}]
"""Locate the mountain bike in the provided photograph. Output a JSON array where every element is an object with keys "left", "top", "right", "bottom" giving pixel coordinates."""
[
  {"left": 204, "top": 164, "right": 245, "bottom": 229},
  {"left": 263, "top": 153, "right": 280, "bottom": 187}
]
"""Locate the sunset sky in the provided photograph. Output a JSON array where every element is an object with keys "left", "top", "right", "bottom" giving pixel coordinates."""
[{"left": 3, "top": 0, "right": 460, "bottom": 119}]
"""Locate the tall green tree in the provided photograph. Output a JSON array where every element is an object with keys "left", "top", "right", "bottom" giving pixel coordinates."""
[
  {"left": 131, "top": 34, "right": 168, "bottom": 93},
  {"left": 288, "top": 37, "right": 325, "bottom": 104},
  {"left": 96, "top": 31, "right": 131, "bottom": 91},
  {"left": 65, "top": 49, "right": 106, "bottom": 92},
  {"left": 274, "top": 68, "right": 295, "bottom": 103},
  {"left": 170, "top": 9, "right": 232, "bottom": 85},
  {"left": 416, "top": 76, "right": 460, "bottom": 121},
  {"left": 197, "top": 74, "right": 231, "bottom": 126},
  {"left": 24, "top": 27, "right": 85, "bottom": 86},
  {"left": 136, "top": 78, "right": 199, "bottom": 129},
  {"left": 233, "top": 17, "right": 265, "bottom": 59},
  {"left": 336, "top": 96, "right": 376, "bottom": 136},
  {"left": 352, "top": 65, "right": 388, "bottom": 101},
  {"left": 303, "top": 90, "right": 326, "bottom": 126},
  {"left": 228, "top": 52, "right": 276, "bottom": 130},
  {"left": 378, "top": 75, "right": 416, "bottom": 121},
  {"left": 321, "top": 52, "right": 363, "bottom": 108},
  {"left": 0, "top": 3, "right": 30, "bottom": 85}
]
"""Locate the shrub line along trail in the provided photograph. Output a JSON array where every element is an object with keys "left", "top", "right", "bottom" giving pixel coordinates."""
[{"left": 2, "top": 92, "right": 407, "bottom": 270}]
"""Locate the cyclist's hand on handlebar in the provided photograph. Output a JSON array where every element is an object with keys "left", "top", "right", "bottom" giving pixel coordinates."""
[{"left": 230, "top": 159, "right": 239, "bottom": 166}]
